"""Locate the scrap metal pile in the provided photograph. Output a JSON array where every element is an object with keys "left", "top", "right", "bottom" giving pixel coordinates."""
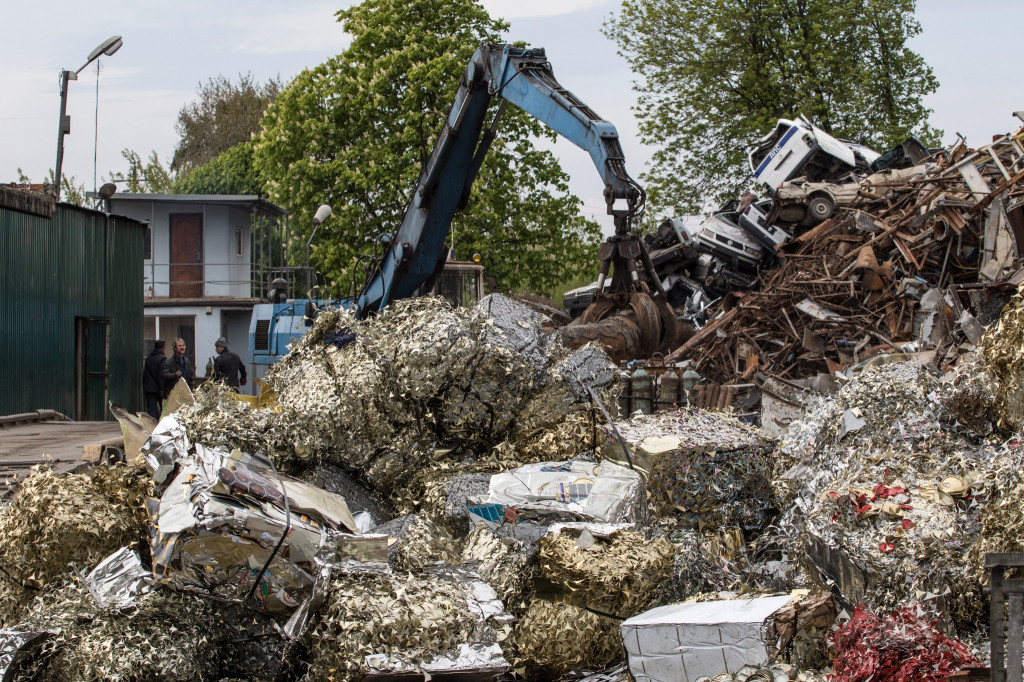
[
  {"left": 181, "top": 295, "right": 617, "bottom": 515},
  {"left": 8, "top": 126, "right": 1024, "bottom": 680},
  {"left": 668, "top": 130, "right": 1024, "bottom": 385}
]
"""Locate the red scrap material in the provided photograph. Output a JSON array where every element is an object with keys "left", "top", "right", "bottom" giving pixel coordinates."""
[{"left": 831, "top": 604, "right": 980, "bottom": 682}]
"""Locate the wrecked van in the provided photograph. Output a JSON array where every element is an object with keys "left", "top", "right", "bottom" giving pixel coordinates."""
[{"left": 749, "top": 116, "right": 871, "bottom": 193}]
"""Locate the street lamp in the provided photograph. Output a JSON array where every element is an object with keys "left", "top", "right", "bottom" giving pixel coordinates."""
[
  {"left": 54, "top": 35, "right": 123, "bottom": 201},
  {"left": 306, "top": 204, "right": 332, "bottom": 292}
]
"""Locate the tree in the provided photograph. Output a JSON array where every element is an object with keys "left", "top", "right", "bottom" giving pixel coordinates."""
[
  {"left": 16, "top": 168, "right": 87, "bottom": 206},
  {"left": 253, "top": 0, "right": 601, "bottom": 296},
  {"left": 603, "top": 0, "right": 941, "bottom": 217},
  {"left": 173, "top": 141, "right": 262, "bottom": 195},
  {"left": 172, "top": 73, "right": 283, "bottom": 174},
  {"left": 107, "top": 149, "right": 175, "bottom": 193}
]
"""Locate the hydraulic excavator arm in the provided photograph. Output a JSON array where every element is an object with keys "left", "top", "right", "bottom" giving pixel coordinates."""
[{"left": 355, "top": 42, "right": 687, "bottom": 360}]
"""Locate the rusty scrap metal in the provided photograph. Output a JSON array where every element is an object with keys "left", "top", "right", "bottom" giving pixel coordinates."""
[{"left": 667, "top": 133, "right": 1024, "bottom": 384}]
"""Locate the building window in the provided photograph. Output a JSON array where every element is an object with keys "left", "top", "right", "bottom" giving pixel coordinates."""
[
  {"left": 145, "top": 225, "right": 153, "bottom": 261},
  {"left": 234, "top": 228, "right": 243, "bottom": 257}
]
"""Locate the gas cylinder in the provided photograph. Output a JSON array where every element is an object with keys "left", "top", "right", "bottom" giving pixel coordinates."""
[
  {"left": 682, "top": 369, "right": 701, "bottom": 406},
  {"left": 659, "top": 369, "right": 681, "bottom": 412},
  {"left": 631, "top": 367, "right": 654, "bottom": 415},
  {"left": 617, "top": 370, "right": 631, "bottom": 417}
]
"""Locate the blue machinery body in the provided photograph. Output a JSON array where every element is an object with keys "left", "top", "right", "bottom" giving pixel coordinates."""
[{"left": 251, "top": 43, "right": 671, "bottom": 367}]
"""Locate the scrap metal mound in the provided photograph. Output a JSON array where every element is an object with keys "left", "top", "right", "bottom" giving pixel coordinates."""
[
  {"left": 775, "top": 360, "right": 1019, "bottom": 633},
  {"left": 178, "top": 294, "right": 619, "bottom": 512},
  {"left": 669, "top": 137, "right": 1024, "bottom": 384}
]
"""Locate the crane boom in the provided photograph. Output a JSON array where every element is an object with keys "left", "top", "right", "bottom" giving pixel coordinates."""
[{"left": 355, "top": 43, "right": 644, "bottom": 317}]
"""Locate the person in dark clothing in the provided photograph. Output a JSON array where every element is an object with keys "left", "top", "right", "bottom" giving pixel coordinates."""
[
  {"left": 212, "top": 337, "right": 248, "bottom": 391},
  {"left": 161, "top": 337, "right": 196, "bottom": 392},
  {"left": 143, "top": 340, "right": 167, "bottom": 420}
]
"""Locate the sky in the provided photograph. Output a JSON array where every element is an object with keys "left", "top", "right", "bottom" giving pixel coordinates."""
[{"left": 2, "top": 0, "right": 1023, "bottom": 235}]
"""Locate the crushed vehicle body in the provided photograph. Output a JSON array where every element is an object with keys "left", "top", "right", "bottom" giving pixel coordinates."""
[{"left": 748, "top": 115, "right": 867, "bottom": 192}]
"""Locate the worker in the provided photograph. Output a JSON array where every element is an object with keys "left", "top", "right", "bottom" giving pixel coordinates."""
[
  {"left": 211, "top": 337, "right": 247, "bottom": 391},
  {"left": 143, "top": 340, "right": 167, "bottom": 420},
  {"left": 161, "top": 337, "right": 195, "bottom": 391}
]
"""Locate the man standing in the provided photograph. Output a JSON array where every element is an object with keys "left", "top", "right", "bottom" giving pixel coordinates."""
[
  {"left": 143, "top": 340, "right": 167, "bottom": 420},
  {"left": 161, "top": 337, "right": 195, "bottom": 392},
  {"left": 212, "top": 337, "right": 247, "bottom": 391}
]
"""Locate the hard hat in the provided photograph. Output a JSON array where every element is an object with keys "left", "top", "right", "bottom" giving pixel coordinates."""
[{"left": 215, "top": 337, "right": 228, "bottom": 348}]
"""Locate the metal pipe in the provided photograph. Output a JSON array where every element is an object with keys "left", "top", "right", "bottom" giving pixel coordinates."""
[{"left": 0, "top": 410, "right": 71, "bottom": 428}]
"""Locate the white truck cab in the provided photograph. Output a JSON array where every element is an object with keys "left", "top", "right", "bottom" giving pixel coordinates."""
[{"left": 749, "top": 116, "right": 861, "bottom": 194}]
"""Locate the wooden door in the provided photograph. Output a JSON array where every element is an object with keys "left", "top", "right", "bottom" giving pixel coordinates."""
[{"left": 169, "top": 213, "right": 203, "bottom": 298}]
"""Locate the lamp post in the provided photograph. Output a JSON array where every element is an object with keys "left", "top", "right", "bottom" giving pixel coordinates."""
[
  {"left": 306, "top": 204, "right": 332, "bottom": 293},
  {"left": 54, "top": 35, "right": 123, "bottom": 201}
]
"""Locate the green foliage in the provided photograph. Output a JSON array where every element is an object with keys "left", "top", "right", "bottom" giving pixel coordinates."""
[
  {"left": 16, "top": 168, "right": 87, "bottom": 206},
  {"left": 173, "top": 141, "right": 262, "bottom": 195},
  {"left": 107, "top": 149, "right": 175, "bottom": 193},
  {"left": 253, "top": 0, "right": 601, "bottom": 296},
  {"left": 173, "top": 73, "right": 283, "bottom": 174},
  {"left": 604, "top": 0, "right": 941, "bottom": 217}
]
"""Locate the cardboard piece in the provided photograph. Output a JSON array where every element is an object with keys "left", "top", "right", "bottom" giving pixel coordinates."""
[{"left": 620, "top": 595, "right": 793, "bottom": 682}]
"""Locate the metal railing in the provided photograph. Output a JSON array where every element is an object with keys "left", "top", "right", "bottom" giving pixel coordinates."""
[{"left": 144, "top": 261, "right": 314, "bottom": 300}]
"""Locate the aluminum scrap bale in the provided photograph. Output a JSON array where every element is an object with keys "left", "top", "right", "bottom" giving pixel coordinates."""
[
  {"left": 12, "top": 579, "right": 220, "bottom": 682},
  {"left": 603, "top": 408, "right": 775, "bottom": 531},
  {"left": 461, "top": 524, "right": 534, "bottom": 615},
  {"left": 304, "top": 566, "right": 510, "bottom": 682},
  {"left": 978, "top": 287, "right": 1024, "bottom": 431},
  {"left": 655, "top": 526, "right": 737, "bottom": 604},
  {"left": 390, "top": 514, "right": 461, "bottom": 572},
  {"left": 0, "top": 464, "right": 152, "bottom": 625},
  {"left": 514, "top": 597, "right": 622, "bottom": 679},
  {"left": 300, "top": 462, "right": 396, "bottom": 529},
  {"left": 423, "top": 473, "right": 493, "bottom": 536},
  {"left": 536, "top": 523, "right": 673, "bottom": 619},
  {"left": 180, "top": 296, "right": 618, "bottom": 509}
]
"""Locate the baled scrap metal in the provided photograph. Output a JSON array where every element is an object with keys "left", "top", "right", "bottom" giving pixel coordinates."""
[
  {"left": 619, "top": 594, "right": 796, "bottom": 682},
  {"left": 514, "top": 598, "right": 622, "bottom": 680},
  {"left": 390, "top": 513, "right": 461, "bottom": 572},
  {"left": 536, "top": 523, "right": 673, "bottom": 619},
  {"left": 514, "top": 524, "right": 671, "bottom": 679},
  {"left": 655, "top": 526, "right": 740, "bottom": 604},
  {"left": 304, "top": 566, "right": 511, "bottom": 682},
  {"left": 423, "top": 472, "right": 492, "bottom": 536},
  {"left": 461, "top": 524, "right": 534, "bottom": 616},
  {"left": 176, "top": 296, "right": 618, "bottom": 512},
  {"left": 775, "top": 361, "right": 998, "bottom": 631},
  {"left": 602, "top": 409, "right": 775, "bottom": 531},
  {"left": 299, "top": 462, "right": 396, "bottom": 530},
  {"left": 0, "top": 463, "right": 152, "bottom": 624},
  {"left": 12, "top": 579, "right": 220, "bottom": 682}
]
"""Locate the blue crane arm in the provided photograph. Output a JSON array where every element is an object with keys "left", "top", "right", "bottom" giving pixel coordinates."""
[{"left": 355, "top": 42, "right": 642, "bottom": 317}]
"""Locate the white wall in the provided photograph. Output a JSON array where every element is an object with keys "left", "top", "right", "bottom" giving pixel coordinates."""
[{"left": 112, "top": 199, "right": 253, "bottom": 299}]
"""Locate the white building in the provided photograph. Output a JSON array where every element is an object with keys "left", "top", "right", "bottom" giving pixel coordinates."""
[{"left": 108, "top": 194, "right": 300, "bottom": 392}]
